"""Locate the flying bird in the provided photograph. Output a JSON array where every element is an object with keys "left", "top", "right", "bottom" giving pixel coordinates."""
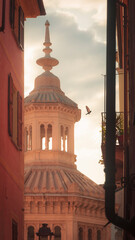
[{"left": 85, "top": 106, "right": 91, "bottom": 115}]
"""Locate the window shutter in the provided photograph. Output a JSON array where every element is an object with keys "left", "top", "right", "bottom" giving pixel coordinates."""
[
  {"left": 18, "top": 7, "right": 24, "bottom": 50},
  {"left": 8, "top": 74, "right": 13, "bottom": 137},
  {"left": 17, "top": 91, "right": 22, "bottom": 150},
  {"left": 0, "top": 0, "right": 6, "bottom": 32},
  {"left": 10, "top": 0, "right": 15, "bottom": 29}
]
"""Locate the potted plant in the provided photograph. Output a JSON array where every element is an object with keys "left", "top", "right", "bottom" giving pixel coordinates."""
[{"left": 115, "top": 113, "right": 124, "bottom": 146}]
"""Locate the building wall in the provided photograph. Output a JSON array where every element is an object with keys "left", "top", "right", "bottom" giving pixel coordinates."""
[
  {"left": 0, "top": 0, "right": 24, "bottom": 239},
  {"left": 0, "top": 0, "right": 45, "bottom": 239}
]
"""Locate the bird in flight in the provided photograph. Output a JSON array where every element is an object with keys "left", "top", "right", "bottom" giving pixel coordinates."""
[{"left": 86, "top": 106, "right": 91, "bottom": 115}]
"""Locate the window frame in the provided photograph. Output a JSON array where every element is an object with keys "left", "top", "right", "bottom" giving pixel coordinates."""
[
  {"left": 18, "top": 6, "right": 24, "bottom": 50},
  {"left": 0, "top": 0, "right": 6, "bottom": 32},
  {"left": 8, "top": 73, "right": 22, "bottom": 151},
  {"left": 12, "top": 219, "right": 18, "bottom": 240}
]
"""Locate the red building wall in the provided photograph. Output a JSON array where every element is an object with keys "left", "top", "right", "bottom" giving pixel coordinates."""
[{"left": 0, "top": 0, "right": 45, "bottom": 239}]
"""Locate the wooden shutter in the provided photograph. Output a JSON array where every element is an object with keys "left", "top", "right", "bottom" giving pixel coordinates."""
[
  {"left": 8, "top": 74, "right": 13, "bottom": 137},
  {"left": 17, "top": 91, "right": 22, "bottom": 150},
  {"left": 0, "top": 0, "right": 6, "bottom": 32},
  {"left": 18, "top": 7, "right": 24, "bottom": 50},
  {"left": 10, "top": 0, "right": 15, "bottom": 29}
]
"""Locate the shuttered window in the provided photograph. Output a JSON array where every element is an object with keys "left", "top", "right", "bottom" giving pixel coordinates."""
[
  {"left": 0, "top": 0, "right": 6, "bottom": 32},
  {"left": 8, "top": 74, "right": 22, "bottom": 150},
  {"left": 17, "top": 92, "right": 22, "bottom": 150},
  {"left": 10, "top": 0, "right": 15, "bottom": 29},
  {"left": 18, "top": 6, "right": 24, "bottom": 50},
  {"left": 8, "top": 74, "right": 13, "bottom": 137}
]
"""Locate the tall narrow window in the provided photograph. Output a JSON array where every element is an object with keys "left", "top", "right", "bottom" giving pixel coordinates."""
[
  {"left": 97, "top": 230, "right": 101, "bottom": 240},
  {"left": 54, "top": 226, "right": 61, "bottom": 240},
  {"left": 12, "top": 219, "right": 18, "bottom": 240},
  {"left": 29, "top": 126, "right": 32, "bottom": 150},
  {"left": 27, "top": 226, "right": 34, "bottom": 240},
  {"left": 65, "top": 127, "right": 68, "bottom": 152},
  {"left": 0, "top": 0, "right": 6, "bottom": 32},
  {"left": 88, "top": 229, "right": 92, "bottom": 240},
  {"left": 24, "top": 127, "right": 28, "bottom": 151},
  {"left": 10, "top": 0, "right": 15, "bottom": 29},
  {"left": 79, "top": 227, "right": 83, "bottom": 240},
  {"left": 8, "top": 73, "right": 13, "bottom": 137},
  {"left": 48, "top": 124, "right": 52, "bottom": 150},
  {"left": 18, "top": 6, "right": 24, "bottom": 50},
  {"left": 40, "top": 124, "right": 45, "bottom": 150},
  {"left": 8, "top": 74, "right": 22, "bottom": 150},
  {"left": 61, "top": 126, "right": 64, "bottom": 151},
  {"left": 17, "top": 91, "right": 22, "bottom": 150}
]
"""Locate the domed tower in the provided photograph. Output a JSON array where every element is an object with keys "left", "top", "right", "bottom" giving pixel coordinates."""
[{"left": 24, "top": 21, "right": 110, "bottom": 240}]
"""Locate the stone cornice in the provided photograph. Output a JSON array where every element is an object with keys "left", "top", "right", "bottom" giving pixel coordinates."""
[{"left": 24, "top": 103, "right": 81, "bottom": 122}]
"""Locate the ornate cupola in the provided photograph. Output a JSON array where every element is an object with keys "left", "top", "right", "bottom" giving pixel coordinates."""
[
  {"left": 24, "top": 20, "right": 81, "bottom": 169},
  {"left": 24, "top": 22, "right": 108, "bottom": 240}
]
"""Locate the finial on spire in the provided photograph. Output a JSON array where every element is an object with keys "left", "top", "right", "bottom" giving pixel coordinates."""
[
  {"left": 36, "top": 20, "right": 59, "bottom": 71},
  {"left": 45, "top": 20, "right": 50, "bottom": 43}
]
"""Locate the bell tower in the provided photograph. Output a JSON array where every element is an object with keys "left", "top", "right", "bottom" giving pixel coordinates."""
[{"left": 24, "top": 20, "right": 81, "bottom": 168}]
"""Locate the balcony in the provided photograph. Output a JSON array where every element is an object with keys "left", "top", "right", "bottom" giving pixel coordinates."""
[{"left": 101, "top": 112, "right": 124, "bottom": 183}]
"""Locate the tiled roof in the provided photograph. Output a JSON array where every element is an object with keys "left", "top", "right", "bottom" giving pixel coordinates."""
[
  {"left": 24, "top": 91, "right": 77, "bottom": 107},
  {"left": 24, "top": 166, "right": 104, "bottom": 199}
]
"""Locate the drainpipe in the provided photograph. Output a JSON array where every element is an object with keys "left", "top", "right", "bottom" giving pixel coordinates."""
[{"left": 104, "top": 0, "right": 135, "bottom": 236}]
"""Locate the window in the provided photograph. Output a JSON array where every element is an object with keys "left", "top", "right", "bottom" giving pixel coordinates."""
[
  {"left": 54, "top": 226, "right": 61, "bottom": 240},
  {"left": 8, "top": 73, "right": 22, "bottom": 150},
  {"left": 97, "top": 230, "right": 101, "bottom": 240},
  {"left": 88, "top": 229, "right": 92, "bottom": 240},
  {"left": 18, "top": 7, "right": 24, "bottom": 49},
  {"left": 9, "top": 0, "right": 24, "bottom": 50},
  {"left": 27, "top": 226, "right": 34, "bottom": 240},
  {"left": 79, "top": 227, "right": 83, "bottom": 240},
  {"left": 0, "top": 0, "right": 6, "bottom": 32},
  {"left": 10, "top": 0, "right": 15, "bottom": 29},
  {"left": 12, "top": 219, "right": 18, "bottom": 240}
]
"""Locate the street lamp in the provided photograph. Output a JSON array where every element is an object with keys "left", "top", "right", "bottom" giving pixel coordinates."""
[{"left": 36, "top": 223, "right": 54, "bottom": 240}]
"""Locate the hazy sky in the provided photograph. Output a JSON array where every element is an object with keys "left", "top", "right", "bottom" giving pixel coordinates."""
[{"left": 24, "top": 0, "right": 107, "bottom": 184}]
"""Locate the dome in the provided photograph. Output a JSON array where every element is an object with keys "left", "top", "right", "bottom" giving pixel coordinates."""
[
  {"left": 24, "top": 165, "right": 104, "bottom": 200},
  {"left": 24, "top": 89, "right": 77, "bottom": 107},
  {"left": 34, "top": 71, "right": 60, "bottom": 89}
]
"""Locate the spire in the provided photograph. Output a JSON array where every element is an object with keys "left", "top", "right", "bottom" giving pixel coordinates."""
[{"left": 36, "top": 20, "right": 59, "bottom": 71}]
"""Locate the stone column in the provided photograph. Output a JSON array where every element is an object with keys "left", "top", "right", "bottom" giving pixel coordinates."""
[
  {"left": 68, "top": 125, "right": 74, "bottom": 154},
  {"left": 37, "top": 122, "right": 41, "bottom": 150},
  {"left": 32, "top": 120, "right": 36, "bottom": 150},
  {"left": 52, "top": 122, "right": 60, "bottom": 150},
  {"left": 73, "top": 221, "right": 78, "bottom": 240}
]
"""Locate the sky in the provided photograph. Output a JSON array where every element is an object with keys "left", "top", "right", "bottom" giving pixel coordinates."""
[{"left": 24, "top": 0, "right": 107, "bottom": 184}]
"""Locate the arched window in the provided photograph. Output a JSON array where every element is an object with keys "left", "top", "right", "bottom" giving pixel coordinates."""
[
  {"left": 61, "top": 126, "right": 64, "bottom": 151},
  {"left": 97, "top": 230, "right": 101, "bottom": 240},
  {"left": 24, "top": 127, "right": 28, "bottom": 151},
  {"left": 24, "top": 126, "right": 32, "bottom": 151},
  {"left": 30, "top": 201, "right": 35, "bottom": 213},
  {"left": 65, "top": 127, "right": 68, "bottom": 152},
  {"left": 88, "top": 229, "right": 92, "bottom": 240},
  {"left": 27, "top": 226, "right": 34, "bottom": 240},
  {"left": 47, "top": 124, "right": 52, "bottom": 150},
  {"left": 54, "top": 226, "right": 61, "bottom": 240},
  {"left": 40, "top": 124, "right": 45, "bottom": 150},
  {"left": 29, "top": 126, "right": 32, "bottom": 150},
  {"left": 79, "top": 227, "right": 83, "bottom": 240}
]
